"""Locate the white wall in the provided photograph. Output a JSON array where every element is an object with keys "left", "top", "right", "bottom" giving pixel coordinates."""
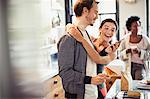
[{"left": 119, "top": 0, "right": 146, "bottom": 39}]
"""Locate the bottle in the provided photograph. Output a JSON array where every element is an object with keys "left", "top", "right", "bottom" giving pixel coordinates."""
[{"left": 121, "top": 71, "right": 133, "bottom": 91}]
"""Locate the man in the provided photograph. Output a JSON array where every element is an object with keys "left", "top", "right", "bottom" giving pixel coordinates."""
[{"left": 58, "top": 0, "right": 115, "bottom": 99}]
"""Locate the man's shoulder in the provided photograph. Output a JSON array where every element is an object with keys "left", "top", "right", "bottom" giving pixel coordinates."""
[
  {"left": 58, "top": 34, "right": 76, "bottom": 43},
  {"left": 57, "top": 34, "right": 76, "bottom": 48}
]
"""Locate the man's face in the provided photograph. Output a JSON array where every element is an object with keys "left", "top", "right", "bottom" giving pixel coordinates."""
[
  {"left": 100, "top": 22, "right": 117, "bottom": 42},
  {"left": 85, "top": 2, "right": 98, "bottom": 26}
]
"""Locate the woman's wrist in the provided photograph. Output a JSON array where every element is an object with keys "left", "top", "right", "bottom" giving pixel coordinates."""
[{"left": 81, "top": 38, "right": 86, "bottom": 43}]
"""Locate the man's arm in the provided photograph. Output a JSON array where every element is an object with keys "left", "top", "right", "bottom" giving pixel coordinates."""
[
  {"left": 58, "top": 35, "right": 93, "bottom": 93},
  {"left": 58, "top": 35, "right": 110, "bottom": 88}
]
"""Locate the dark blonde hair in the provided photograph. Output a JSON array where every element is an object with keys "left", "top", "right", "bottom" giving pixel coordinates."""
[{"left": 74, "top": 0, "right": 99, "bottom": 17}]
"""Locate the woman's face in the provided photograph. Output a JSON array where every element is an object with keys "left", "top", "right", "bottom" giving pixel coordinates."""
[
  {"left": 99, "top": 22, "right": 117, "bottom": 42},
  {"left": 131, "top": 21, "right": 140, "bottom": 34}
]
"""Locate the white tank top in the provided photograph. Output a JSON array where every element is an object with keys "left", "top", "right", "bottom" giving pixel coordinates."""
[
  {"left": 81, "top": 30, "right": 98, "bottom": 99},
  {"left": 130, "top": 38, "right": 144, "bottom": 64}
]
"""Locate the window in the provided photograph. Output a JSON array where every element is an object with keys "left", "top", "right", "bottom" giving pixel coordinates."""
[
  {"left": 98, "top": 0, "right": 119, "bottom": 41},
  {"left": 98, "top": 0, "right": 117, "bottom": 21}
]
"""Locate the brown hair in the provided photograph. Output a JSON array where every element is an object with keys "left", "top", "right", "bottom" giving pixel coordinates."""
[
  {"left": 73, "top": 0, "right": 98, "bottom": 17},
  {"left": 99, "top": 18, "right": 118, "bottom": 31}
]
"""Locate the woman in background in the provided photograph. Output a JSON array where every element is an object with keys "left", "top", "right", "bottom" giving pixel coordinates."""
[{"left": 119, "top": 16, "right": 150, "bottom": 80}]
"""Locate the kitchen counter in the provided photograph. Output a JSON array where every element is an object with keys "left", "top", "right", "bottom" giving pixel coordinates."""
[
  {"left": 106, "top": 79, "right": 150, "bottom": 99},
  {"left": 12, "top": 67, "right": 59, "bottom": 98},
  {"left": 39, "top": 68, "right": 59, "bottom": 82}
]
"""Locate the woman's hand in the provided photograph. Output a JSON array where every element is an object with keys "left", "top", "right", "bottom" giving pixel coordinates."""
[
  {"left": 97, "top": 45, "right": 105, "bottom": 53},
  {"left": 126, "top": 48, "right": 132, "bottom": 54},
  {"left": 114, "top": 41, "right": 121, "bottom": 49},
  {"left": 105, "top": 41, "right": 121, "bottom": 54},
  {"left": 105, "top": 46, "right": 113, "bottom": 54},
  {"left": 132, "top": 48, "right": 140, "bottom": 54},
  {"left": 65, "top": 23, "right": 75, "bottom": 33},
  {"left": 65, "top": 23, "right": 84, "bottom": 42},
  {"left": 94, "top": 39, "right": 106, "bottom": 53}
]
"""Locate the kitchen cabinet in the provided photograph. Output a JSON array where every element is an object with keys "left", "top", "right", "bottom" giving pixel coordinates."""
[{"left": 44, "top": 75, "right": 65, "bottom": 99}]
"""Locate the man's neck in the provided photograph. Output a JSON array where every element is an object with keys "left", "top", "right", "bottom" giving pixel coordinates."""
[{"left": 74, "top": 17, "right": 87, "bottom": 32}]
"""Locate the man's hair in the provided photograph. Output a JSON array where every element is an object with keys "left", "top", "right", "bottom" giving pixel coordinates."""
[
  {"left": 99, "top": 18, "right": 118, "bottom": 31},
  {"left": 73, "top": 0, "right": 98, "bottom": 17},
  {"left": 126, "top": 16, "right": 141, "bottom": 31}
]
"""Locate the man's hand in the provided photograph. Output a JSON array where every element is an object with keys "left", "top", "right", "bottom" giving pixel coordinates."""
[{"left": 91, "top": 74, "right": 110, "bottom": 85}]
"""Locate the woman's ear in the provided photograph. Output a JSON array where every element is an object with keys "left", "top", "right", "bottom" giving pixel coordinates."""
[
  {"left": 82, "top": 7, "right": 89, "bottom": 14},
  {"left": 99, "top": 28, "right": 101, "bottom": 31},
  {"left": 99, "top": 29, "right": 102, "bottom": 34}
]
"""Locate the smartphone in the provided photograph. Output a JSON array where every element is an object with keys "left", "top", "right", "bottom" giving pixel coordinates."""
[{"left": 110, "top": 40, "right": 122, "bottom": 50}]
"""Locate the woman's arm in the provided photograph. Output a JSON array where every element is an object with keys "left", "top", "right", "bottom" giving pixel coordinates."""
[
  {"left": 118, "top": 39, "right": 130, "bottom": 60},
  {"left": 66, "top": 24, "right": 116, "bottom": 64},
  {"left": 139, "top": 36, "right": 150, "bottom": 60},
  {"left": 90, "top": 35, "right": 97, "bottom": 42},
  {"left": 91, "top": 36, "right": 107, "bottom": 54},
  {"left": 93, "top": 38, "right": 105, "bottom": 53},
  {"left": 81, "top": 38, "right": 116, "bottom": 64}
]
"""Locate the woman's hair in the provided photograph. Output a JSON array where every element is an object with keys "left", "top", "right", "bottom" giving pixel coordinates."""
[
  {"left": 99, "top": 18, "right": 118, "bottom": 31},
  {"left": 74, "top": 0, "right": 98, "bottom": 17},
  {"left": 126, "top": 16, "right": 140, "bottom": 31}
]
